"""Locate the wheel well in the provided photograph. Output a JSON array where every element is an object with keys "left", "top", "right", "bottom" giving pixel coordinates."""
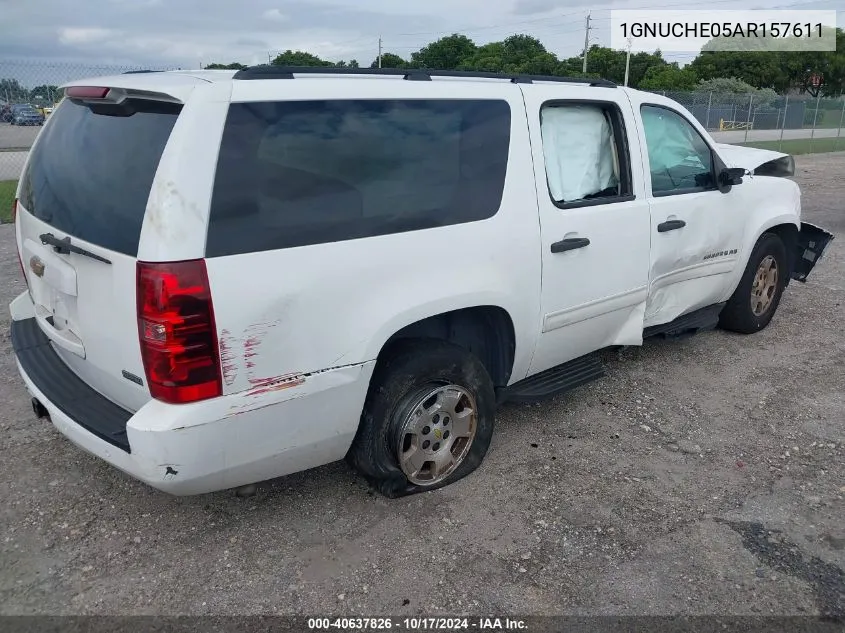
[
  {"left": 379, "top": 306, "right": 516, "bottom": 387},
  {"left": 765, "top": 223, "right": 799, "bottom": 284}
]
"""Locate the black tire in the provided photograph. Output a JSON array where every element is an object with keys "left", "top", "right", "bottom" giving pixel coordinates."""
[
  {"left": 347, "top": 339, "right": 496, "bottom": 498},
  {"left": 719, "top": 232, "right": 787, "bottom": 334}
]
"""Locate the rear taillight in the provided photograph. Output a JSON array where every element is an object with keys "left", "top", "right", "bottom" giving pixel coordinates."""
[{"left": 136, "top": 259, "right": 222, "bottom": 404}]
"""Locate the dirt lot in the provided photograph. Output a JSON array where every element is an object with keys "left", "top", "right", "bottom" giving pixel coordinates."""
[{"left": 0, "top": 154, "right": 843, "bottom": 617}]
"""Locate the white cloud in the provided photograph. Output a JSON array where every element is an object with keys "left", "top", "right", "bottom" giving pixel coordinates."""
[
  {"left": 57, "top": 27, "right": 117, "bottom": 45},
  {"left": 262, "top": 8, "right": 288, "bottom": 21}
]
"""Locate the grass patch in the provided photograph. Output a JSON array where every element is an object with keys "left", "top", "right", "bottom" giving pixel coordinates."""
[
  {"left": 0, "top": 180, "right": 17, "bottom": 223},
  {"left": 741, "top": 137, "right": 845, "bottom": 155}
]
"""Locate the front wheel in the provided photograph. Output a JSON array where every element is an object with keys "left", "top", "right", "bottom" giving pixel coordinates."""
[
  {"left": 347, "top": 339, "right": 496, "bottom": 498},
  {"left": 719, "top": 233, "right": 787, "bottom": 334}
]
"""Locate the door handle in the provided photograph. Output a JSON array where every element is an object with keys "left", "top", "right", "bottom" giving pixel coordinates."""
[
  {"left": 657, "top": 219, "right": 686, "bottom": 233},
  {"left": 550, "top": 237, "right": 590, "bottom": 253}
]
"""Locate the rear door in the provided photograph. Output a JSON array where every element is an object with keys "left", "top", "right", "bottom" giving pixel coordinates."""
[
  {"left": 520, "top": 83, "right": 651, "bottom": 375},
  {"left": 15, "top": 82, "right": 189, "bottom": 411}
]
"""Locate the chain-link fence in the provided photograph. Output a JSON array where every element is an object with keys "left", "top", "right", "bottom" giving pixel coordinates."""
[
  {"left": 2, "top": 59, "right": 845, "bottom": 187},
  {"left": 648, "top": 89, "right": 845, "bottom": 152},
  {"left": 1, "top": 60, "right": 179, "bottom": 185}
]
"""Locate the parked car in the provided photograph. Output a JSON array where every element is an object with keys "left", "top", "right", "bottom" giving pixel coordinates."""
[
  {"left": 9, "top": 103, "right": 45, "bottom": 126},
  {"left": 9, "top": 68, "right": 834, "bottom": 498}
]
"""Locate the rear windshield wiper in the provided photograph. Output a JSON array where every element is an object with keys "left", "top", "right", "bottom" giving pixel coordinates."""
[{"left": 39, "top": 233, "right": 112, "bottom": 265}]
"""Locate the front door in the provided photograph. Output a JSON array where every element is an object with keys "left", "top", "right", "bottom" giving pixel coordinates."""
[
  {"left": 520, "top": 85, "right": 651, "bottom": 375},
  {"left": 628, "top": 97, "right": 747, "bottom": 327}
]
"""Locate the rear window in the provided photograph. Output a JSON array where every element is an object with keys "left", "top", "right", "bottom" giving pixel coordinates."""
[
  {"left": 18, "top": 98, "right": 179, "bottom": 256},
  {"left": 206, "top": 99, "right": 511, "bottom": 257}
]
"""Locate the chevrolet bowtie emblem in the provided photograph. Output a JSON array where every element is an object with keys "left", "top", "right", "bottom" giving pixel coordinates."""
[
  {"left": 29, "top": 256, "right": 45, "bottom": 277},
  {"left": 433, "top": 428, "right": 443, "bottom": 440}
]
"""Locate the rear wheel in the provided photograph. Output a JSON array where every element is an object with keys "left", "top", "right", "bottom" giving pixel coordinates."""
[
  {"left": 719, "top": 233, "right": 787, "bottom": 334},
  {"left": 347, "top": 339, "right": 496, "bottom": 498}
]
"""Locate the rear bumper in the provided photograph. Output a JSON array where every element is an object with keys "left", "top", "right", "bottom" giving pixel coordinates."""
[
  {"left": 12, "top": 317, "right": 133, "bottom": 450},
  {"left": 10, "top": 296, "right": 375, "bottom": 495}
]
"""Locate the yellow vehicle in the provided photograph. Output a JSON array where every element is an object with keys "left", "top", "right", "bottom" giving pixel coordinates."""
[{"left": 35, "top": 98, "right": 62, "bottom": 118}]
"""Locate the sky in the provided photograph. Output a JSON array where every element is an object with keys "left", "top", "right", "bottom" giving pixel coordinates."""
[{"left": 0, "top": 0, "right": 842, "bottom": 85}]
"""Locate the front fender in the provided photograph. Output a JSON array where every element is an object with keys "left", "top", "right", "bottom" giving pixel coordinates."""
[{"left": 719, "top": 176, "right": 800, "bottom": 302}]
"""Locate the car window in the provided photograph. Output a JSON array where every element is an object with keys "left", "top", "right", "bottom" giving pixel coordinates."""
[
  {"left": 18, "top": 99, "right": 180, "bottom": 256},
  {"left": 206, "top": 99, "right": 511, "bottom": 256},
  {"left": 540, "top": 103, "right": 625, "bottom": 206},
  {"left": 640, "top": 105, "right": 715, "bottom": 195}
]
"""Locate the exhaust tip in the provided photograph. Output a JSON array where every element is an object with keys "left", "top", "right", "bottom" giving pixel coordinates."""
[{"left": 31, "top": 398, "right": 49, "bottom": 419}]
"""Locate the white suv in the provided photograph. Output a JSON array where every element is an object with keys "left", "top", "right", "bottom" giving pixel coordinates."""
[{"left": 9, "top": 67, "right": 834, "bottom": 498}]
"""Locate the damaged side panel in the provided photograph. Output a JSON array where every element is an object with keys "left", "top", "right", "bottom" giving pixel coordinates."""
[{"left": 792, "top": 222, "right": 835, "bottom": 282}]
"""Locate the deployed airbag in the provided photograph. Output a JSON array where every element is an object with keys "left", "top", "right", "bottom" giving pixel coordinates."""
[{"left": 541, "top": 105, "right": 618, "bottom": 203}]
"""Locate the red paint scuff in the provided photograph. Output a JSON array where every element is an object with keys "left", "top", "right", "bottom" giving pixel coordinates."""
[{"left": 218, "top": 329, "right": 238, "bottom": 386}]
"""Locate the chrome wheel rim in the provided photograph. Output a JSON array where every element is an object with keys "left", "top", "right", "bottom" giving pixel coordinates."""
[
  {"left": 751, "top": 255, "right": 778, "bottom": 316},
  {"left": 396, "top": 384, "right": 477, "bottom": 486}
]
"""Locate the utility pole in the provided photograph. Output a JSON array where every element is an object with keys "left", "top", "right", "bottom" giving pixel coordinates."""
[
  {"left": 582, "top": 12, "right": 592, "bottom": 73},
  {"left": 268, "top": 51, "right": 272, "bottom": 64},
  {"left": 623, "top": 37, "right": 632, "bottom": 86},
  {"left": 378, "top": 36, "right": 383, "bottom": 68}
]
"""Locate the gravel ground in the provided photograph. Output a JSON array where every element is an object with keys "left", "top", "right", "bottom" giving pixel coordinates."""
[{"left": 0, "top": 153, "right": 843, "bottom": 617}]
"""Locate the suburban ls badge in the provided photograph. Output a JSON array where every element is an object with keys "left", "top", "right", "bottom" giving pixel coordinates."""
[
  {"left": 703, "top": 248, "right": 738, "bottom": 261},
  {"left": 29, "top": 256, "right": 45, "bottom": 277}
]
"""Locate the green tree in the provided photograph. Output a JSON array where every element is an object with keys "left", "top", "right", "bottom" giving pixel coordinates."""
[
  {"left": 500, "top": 35, "right": 546, "bottom": 68},
  {"left": 691, "top": 28, "right": 845, "bottom": 95},
  {"left": 690, "top": 51, "right": 787, "bottom": 91},
  {"left": 0, "top": 78, "right": 28, "bottom": 103},
  {"left": 29, "top": 84, "right": 60, "bottom": 104},
  {"left": 271, "top": 50, "right": 333, "bottom": 67},
  {"left": 560, "top": 46, "right": 667, "bottom": 87},
  {"left": 333, "top": 59, "right": 360, "bottom": 68},
  {"left": 779, "top": 29, "right": 845, "bottom": 97},
  {"left": 370, "top": 53, "right": 408, "bottom": 68},
  {"left": 410, "top": 34, "right": 477, "bottom": 69},
  {"left": 459, "top": 42, "right": 506, "bottom": 72},
  {"left": 639, "top": 64, "right": 698, "bottom": 91},
  {"left": 459, "top": 36, "right": 559, "bottom": 75},
  {"left": 204, "top": 62, "right": 247, "bottom": 70},
  {"left": 696, "top": 77, "right": 778, "bottom": 106}
]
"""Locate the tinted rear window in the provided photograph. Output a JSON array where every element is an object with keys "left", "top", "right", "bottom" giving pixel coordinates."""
[
  {"left": 18, "top": 98, "right": 179, "bottom": 256},
  {"left": 206, "top": 99, "right": 511, "bottom": 256}
]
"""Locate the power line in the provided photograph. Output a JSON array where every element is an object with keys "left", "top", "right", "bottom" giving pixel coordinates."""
[{"left": 391, "top": 9, "right": 588, "bottom": 38}]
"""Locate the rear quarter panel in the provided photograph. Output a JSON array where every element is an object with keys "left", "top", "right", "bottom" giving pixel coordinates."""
[{"left": 205, "top": 78, "right": 542, "bottom": 396}]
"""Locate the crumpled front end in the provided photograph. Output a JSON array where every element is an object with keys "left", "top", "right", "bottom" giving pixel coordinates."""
[{"left": 792, "top": 222, "right": 835, "bottom": 282}]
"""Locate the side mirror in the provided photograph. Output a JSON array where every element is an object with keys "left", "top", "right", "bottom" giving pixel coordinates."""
[{"left": 718, "top": 167, "right": 746, "bottom": 191}]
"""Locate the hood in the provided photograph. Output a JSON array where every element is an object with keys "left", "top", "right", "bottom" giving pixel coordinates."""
[{"left": 714, "top": 143, "right": 790, "bottom": 172}]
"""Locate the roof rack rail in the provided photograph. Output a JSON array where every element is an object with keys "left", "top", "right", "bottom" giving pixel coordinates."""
[
  {"left": 122, "top": 69, "right": 162, "bottom": 74},
  {"left": 232, "top": 65, "right": 616, "bottom": 88}
]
